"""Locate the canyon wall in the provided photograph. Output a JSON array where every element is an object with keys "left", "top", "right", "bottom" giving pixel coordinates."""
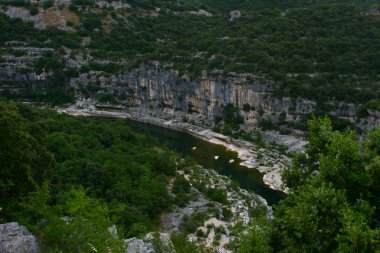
[
  {"left": 70, "top": 66, "right": 317, "bottom": 126},
  {"left": 1, "top": 50, "right": 378, "bottom": 130}
]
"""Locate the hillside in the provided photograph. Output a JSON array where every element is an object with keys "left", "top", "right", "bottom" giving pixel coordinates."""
[
  {"left": 1, "top": 101, "right": 379, "bottom": 252},
  {"left": 0, "top": 0, "right": 380, "bottom": 252},
  {"left": 0, "top": 0, "right": 379, "bottom": 134}
]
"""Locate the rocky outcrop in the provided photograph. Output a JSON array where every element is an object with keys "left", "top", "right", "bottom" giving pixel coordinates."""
[
  {"left": 189, "top": 9, "right": 213, "bottom": 17},
  {"left": 0, "top": 222, "right": 40, "bottom": 253},
  {"left": 0, "top": 36, "right": 378, "bottom": 130},
  {"left": 95, "top": 0, "right": 131, "bottom": 9},
  {"left": 70, "top": 67, "right": 315, "bottom": 127},
  {"left": 68, "top": 65, "right": 380, "bottom": 130},
  {"left": 229, "top": 10, "right": 241, "bottom": 21},
  {"left": 4, "top": 6, "right": 79, "bottom": 30},
  {"left": 358, "top": 109, "right": 380, "bottom": 131},
  {"left": 263, "top": 130, "right": 306, "bottom": 152},
  {"left": 125, "top": 232, "right": 174, "bottom": 253}
]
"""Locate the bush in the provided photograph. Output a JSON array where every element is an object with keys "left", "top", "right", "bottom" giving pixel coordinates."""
[
  {"left": 2, "top": 0, "right": 30, "bottom": 7},
  {"left": 29, "top": 4, "right": 39, "bottom": 15},
  {"left": 196, "top": 229, "right": 206, "bottom": 237},
  {"left": 173, "top": 176, "right": 191, "bottom": 194},
  {"left": 243, "top": 103, "right": 251, "bottom": 112},
  {"left": 174, "top": 193, "right": 190, "bottom": 207},
  {"left": 180, "top": 212, "right": 208, "bottom": 233},
  {"left": 207, "top": 188, "right": 228, "bottom": 204},
  {"left": 171, "top": 233, "right": 199, "bottom": 253},
  {"left": 43, "top": 0, "right": 54, "bottom": 9},
  {"left": 97, "top": 94, "right": 118, "bottom": 104},
  {"left": 72, "top": 0, "right": 94, "bottom": 6},
  {"left": 259, "top": 119, "right": 279, "bottom": 131},
  {"left": 66, "top": 20, "right": 74, "bottom": 27},
  {"left": 222, "top": 207, "right": 233, "bottom": 221},
  {"left": 356, "top": 105, "right": 369, "bottom": 119},
  {"left": 278, "top": 111, "right": 287, "bottom": 125},
  {"left": 223, "top": 103, "right": 244, "bottom": 127},
  {"left": 68, "top": 3, "right": 76, "bottom": 11}
]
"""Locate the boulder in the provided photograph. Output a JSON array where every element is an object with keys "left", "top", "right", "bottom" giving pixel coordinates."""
[
  {"left": 229, "top": 10, "right": 241, "bottom": 21},
  {"left": 124, "top": 232, "right": 174, "bottom": 253},
  {"left": 0, "top": 222, "right": 40, "bottom": 253}
]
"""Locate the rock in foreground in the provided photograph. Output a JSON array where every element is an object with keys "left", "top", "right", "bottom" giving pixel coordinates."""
[{"left": 0, "top": 222, "right": 40, "bottom": 253}]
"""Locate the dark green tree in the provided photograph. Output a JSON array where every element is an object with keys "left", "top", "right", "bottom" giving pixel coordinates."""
[{"left": 0, "top": 101, "right": 53, "bottom": 216}]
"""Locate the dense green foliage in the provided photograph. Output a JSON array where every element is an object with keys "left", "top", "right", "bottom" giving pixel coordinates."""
[
  {"left": 1, "top": 1, "right": 379, "bottom": 109},
  {"left": 0, "top": 13, "right": 80, "bottom": 104},
  {"left": 0, "top": 102, "right": 53, "bottom": 209},
  {"left": 115, "top": 0, "right": 379, "bottom": 12},
  {"left": 1, "top": 0, "right": 380, "bottom": 249},
  {"left": 0, "top": 100, "right": 184, "bottom": 251},
  {"left": 240, "top": 117, "right": 380, "bottom": 252},
  {"left": 0, "top": 13, "right": 81, "bottom": 49},
  {"left": 87, "top": 4, "right": 380, "bottom": 105}
]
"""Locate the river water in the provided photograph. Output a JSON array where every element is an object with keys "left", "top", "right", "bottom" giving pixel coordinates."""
[{"left": 127, "top": 120, "right": 285, "bottom": 205}]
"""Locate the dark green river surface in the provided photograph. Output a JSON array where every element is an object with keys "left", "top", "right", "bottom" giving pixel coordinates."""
[{"left": 127, "top": 120, "right": 286, "bottom": 206}]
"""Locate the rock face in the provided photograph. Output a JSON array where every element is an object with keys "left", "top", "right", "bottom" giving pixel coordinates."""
[
  {"left": 4, "top": 6, "right": 79, "bottom": 30},
  {"left": 189, "top": 9, "right": 213, "bottom": 16},
  {"left": 70, "top": 66, "right": 314, "bottom": 127},
  {"left": 358, "top": 109, "right": 380, "bottom": 131},
  {"left": 0, "top": 222, "right": 40, "bottom": 253},
  {"left": 0, "top": 38, "right": 378, "bottom": 130},
  {"left": 229, "top": 10, "right": 241, "bottom": 21},
  {"left": 125, "top": 232, "right": 174, "bottom": 253}
]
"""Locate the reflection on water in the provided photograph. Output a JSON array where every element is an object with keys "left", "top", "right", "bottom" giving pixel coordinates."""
[{"left": 127, "top": 120, "right": 285, "bottom": 205}]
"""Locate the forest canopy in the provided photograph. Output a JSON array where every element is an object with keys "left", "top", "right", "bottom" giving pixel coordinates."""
[{"left": 239, "top": 117, "right": 380, "bottom": 252}]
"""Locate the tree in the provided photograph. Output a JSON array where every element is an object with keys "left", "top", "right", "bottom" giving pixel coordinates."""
[
  {"left": 336, "top": 202, "right": 380, "bottom": 252},
  {"left": 318, "top": 130, "right": 368, "bottom": 202},
  {"left": 271, "top": 182, "right": 347, "bottom": 252},
  {"left": 0, "top": 101, "right": 52, "bottom": 216},
  {"left": 274, "top": 117, "right": 380, "bottom": 251},
  {"left": 39, "top": 187, "right": 125, "bottom": 253},
  {"left": 282, "top": 116, "right": 333, "bottom": 189}
]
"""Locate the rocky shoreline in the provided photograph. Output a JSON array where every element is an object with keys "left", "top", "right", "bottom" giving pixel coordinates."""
[{"left": 57, "top": 105, "right": 290, "bottom": 194}]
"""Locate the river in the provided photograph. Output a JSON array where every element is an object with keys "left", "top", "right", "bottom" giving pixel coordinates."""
[{"left": 127, "top": 119, "right": 285, "bottom": 206}]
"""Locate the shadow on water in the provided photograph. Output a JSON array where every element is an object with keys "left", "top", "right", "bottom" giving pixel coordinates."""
[{"left": 127, "top": 119, "right": 286, "bottom": 206}]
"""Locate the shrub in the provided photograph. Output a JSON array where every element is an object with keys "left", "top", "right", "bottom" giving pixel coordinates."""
[
  {"left": 174, "top": 193, "right": 190, "bottom": 207},
  {"left": 243, "top": 103, "right": 251, "bottom": 112},
  {"left": 196, "top": 229, "right": 206, "bottom": 237},
  {"left": 222, "top": 207, "right": 233, "bottom": 221},
  {"left": 173, "top": 176, "right": 191, "bottom": 194},
  {"left": 66, "top": 20, "right": 74, "bottom": 27},
  {"left": 43, "top": 0, "right": 54, "bottom": 9},
  {"left": 259, "top": 119, "right": 278, "bottom": 131},
  {"left": 29, "top": 4, "right": 39, "bottom": 15},
  {"left": 207, "top": 188, "right": 228, "bottom": 204}
]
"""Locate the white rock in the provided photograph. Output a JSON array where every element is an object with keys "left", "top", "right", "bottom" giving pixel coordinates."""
[
  {"left": 229, "top": 10, "right": 241, "bottom": 21},
  {"left": 0, "top": 222, "right": 40, "bottom": 253}
]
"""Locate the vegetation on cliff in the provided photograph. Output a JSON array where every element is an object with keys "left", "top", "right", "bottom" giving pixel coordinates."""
[
  {"left": 1, "top": 0, "right": 380, "bottom": 251},
  {"left": 0, "top": 0, "right": 379, "bottom": 110}
]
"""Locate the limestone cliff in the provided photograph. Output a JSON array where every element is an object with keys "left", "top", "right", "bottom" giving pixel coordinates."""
[
  {"left": 70, "top": 66, "right": 316, "bottom": 127},
  {"left": 0, "top": 46, "right": 377, "bottom": 131}
]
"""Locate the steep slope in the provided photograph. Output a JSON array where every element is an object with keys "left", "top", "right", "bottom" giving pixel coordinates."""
[{"left": 0, "top": 0, "right": 379, "bottom": 132}]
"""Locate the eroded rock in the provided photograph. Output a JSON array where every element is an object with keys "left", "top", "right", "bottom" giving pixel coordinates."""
[
  {"left": 0, "top": 222, "right": 40, "bottom": 253},
  {"left": 229, "top": 10, "right": 241, "bottom": 21},
  {"left": 125, "top": 232, "right": 174, "bottom": 253}
]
